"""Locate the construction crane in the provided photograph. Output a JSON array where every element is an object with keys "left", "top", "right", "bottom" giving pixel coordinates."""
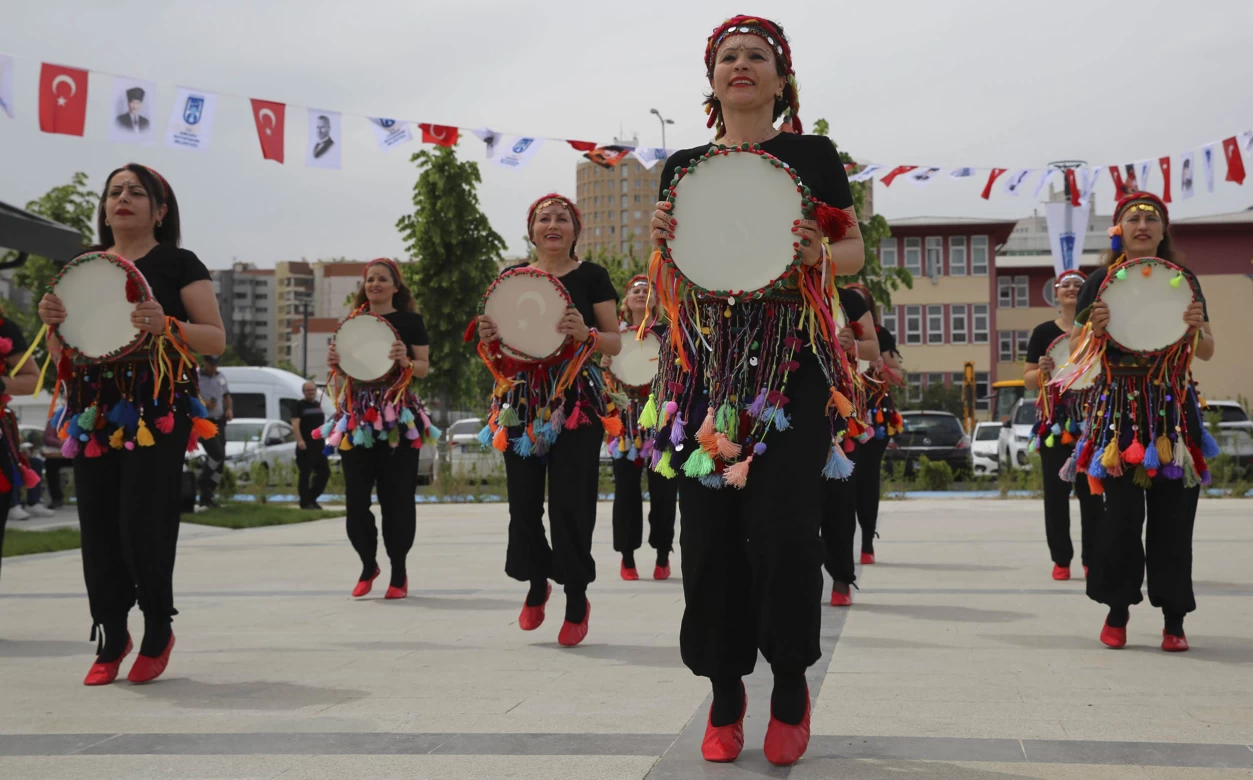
[{"left": 961, "top": 361, "right": 977, "bottom": 435}]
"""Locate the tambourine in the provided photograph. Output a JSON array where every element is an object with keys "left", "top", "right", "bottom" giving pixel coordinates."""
[
  {"left": 1096, "top": 256, "right": 1198, "bottom": 355},
  {"left": 481, "top": 266, "right": 574, "bottom": 364},
  {"left": 1045, "top": 333, "right": 1097, "bottom": 391},
  {"left": 661, "top": 145, "right": 811, "bottom": 299},
  {"left": 609, "top": 328, "right": 661, "bottom": 391},
  {"left": 49, "top": 251, "right": 153, "bottom": 363},
  {"left": 334, "top": 311, "right": 401, "bottom": 382}
]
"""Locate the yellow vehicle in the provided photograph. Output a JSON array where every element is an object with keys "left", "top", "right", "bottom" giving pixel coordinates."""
[{"left": 991, "top": 379, "right": 1026, "bottom": 423}]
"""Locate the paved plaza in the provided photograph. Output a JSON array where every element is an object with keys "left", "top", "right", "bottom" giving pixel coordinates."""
[{"left": 2, "top": 498, "right": 1252, "bottom": 779}]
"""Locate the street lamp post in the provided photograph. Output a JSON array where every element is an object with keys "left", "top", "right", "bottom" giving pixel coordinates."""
[
  {"left": 649, "top": 108, "right": 674, "bottom": 152},
  {"left": 300, "top": 300, "right": 310, "bottom": 378}
]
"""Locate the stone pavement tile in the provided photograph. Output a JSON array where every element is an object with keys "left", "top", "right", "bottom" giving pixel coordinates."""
[
  {"left": 1023, "top": 740, "right": 1253, "bottom": 769},
  {"left": 0, "top": 756, "right": 301, "bottom": 780},
  {"left": 808, "top": 715, "right": 1069, "bottom": 740},
  {"left": 792, "top": 760, "right": 1154, "bottom": 779},
  {"left": 273, "top": 754, "right": 657, "bottom": 780}
]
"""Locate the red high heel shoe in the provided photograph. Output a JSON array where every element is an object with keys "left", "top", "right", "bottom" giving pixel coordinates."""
[
  {"left": 860, "top": 552, "right": 875, "bottom": 565},
  {"left": 830, "top": 586, "right": 852, "bottom": 607},
  {"left": 1161, "top": 630, "right": 1189, "bottom": 652},
  {"left": 83, "top": 635, "right": 133, "bottom": 686},
  {"left": 1052, "top": 564, "right": 1071, "bottom": 581},
  {"left": 764, "top": 684, "right": 811, "bottom": 766},
  {"left": 1100, "top": 618, "right": 1128, "bottom": 649},
  {"left": 384, "top": 578, "right": 408, "bottom": 600},
  {"left": 653, "top": 563, "right": 671, "bottom": 580},
  {"left": 352, "top": 567, "right": 380, "bottom": 598},
  {"left": 620, "top": 559, "right": 639, "bottom": 580},
  {"left": 558, "top": 601, "right": 590, "bottom": 647},
  {"left": 701, "top": 682, "right": 746, "bottom": 763},
  {"left": 128, "top": 633, "right": 175, "bottom": 684},
  {"left": 519, "top": 583, "right": 551, "bottom": 631}
]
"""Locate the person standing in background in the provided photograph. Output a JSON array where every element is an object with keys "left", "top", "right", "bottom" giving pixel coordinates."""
[
  {"left": 292, "top": 381, "right": 329, "bottom": 510},
  {"left": 42, "top": 416, "right": 69, "bottom": 510},
  {"left": 197, "top": 355, "right": 231, "bottom": 508}
]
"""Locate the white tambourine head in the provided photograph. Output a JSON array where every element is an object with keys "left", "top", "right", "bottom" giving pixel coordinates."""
[
  {"left": 56, "top": 259, "right": 142, "bottom": 359},
  {"left": 336, "top": 316, "right": 397, "bottom": 381}
]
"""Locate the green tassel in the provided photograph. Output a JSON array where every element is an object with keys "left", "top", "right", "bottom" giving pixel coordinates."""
[
  {"left": 681, "top": 448, "right": 714, "bottom": 478},
  {"left": 388, "top": 426, "right": 400, "bottom": 446},
  {"left": 1115, "top": 268, "right": 1127, "bottom": 280},
  {"left": 1170, "top": 273, "right": 1183, "bottom": 289},
  {"left": 496, "top": 405, "right": 520, "bottom": 428},
  {"left": 638, "top": 394, "right": 659, "bottom": 429},
  {"left": 77, "top": 404, "right": 98, "bottom": 430},
  {"left": 657, "top": 450, "right": 677, "bottom": 479},
  {"left": 1132, "top": 464, "right": 1153, "bottom": 489},
  {"left": 1045, "top": 433, "right": 1056, "bottom": 448},
  {"left": 715, "top": 402, "right": 737, "bottom": 440}
]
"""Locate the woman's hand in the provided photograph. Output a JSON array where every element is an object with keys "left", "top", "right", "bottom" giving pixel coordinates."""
[
  {"left": 557, "top": 309, "right": 590, "bottom": 342},
  {"left": 38, "top": 293, "right": 66, "bottom": 326},
  {"left": 388, "top": 339, "right": 408, "bottom": 364},
  {"left": 600, "top": 355, "right": 613, "bottom": 370},
  {"left": 838, "top": 326, "right": 855, "bottom": 353},
  {"left": 1037, "top": 355, "right": 1055, "bottom": 374},
  {"left": 792, "top": 219, "right": 823, "bottom": 267},
  {"left": 327, "top": 343, "right": 340, "bottom": 368},
  {"left": 1089, "top": 301, "right": 1110, "bottom": 336},
  {"left": 477, "top": 315, "right": 500, "bottom": 344},
  {"left": 1183, "top": 301, "right": 1206, "bottom": 331},
  {"left": 650, "top": 201, "right": 675, "bottom": 247},
  {"left": 132, "top": 300, "right": 166, "bottom": 335}
]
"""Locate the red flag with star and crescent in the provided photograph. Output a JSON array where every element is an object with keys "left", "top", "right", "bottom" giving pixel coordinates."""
[
  {"left": 1222, "top": 137, "right": 1246, "bottom": 185},
  {"left": 419, "top": 124, "right": 459, "bottom": 147},
  {"left": 250, "top": 99, "right": 286, "bottom": 163},
  {"left": 38, "top": 63, "right": 88, "bottom": 136}
]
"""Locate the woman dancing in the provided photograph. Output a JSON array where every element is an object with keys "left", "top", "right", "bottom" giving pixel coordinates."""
[
  {"left": 477, "top": 194, "right": 621, "bottom": 647},
  {"left": 1068, "top": 192, "right": 1216, "bottom": 652},
  {"left": 38, "top": 164, "right": 225, "bottom": 685},
  {"left": 325, "top": 259, "right": 432, "bottom": 600},
  {"left": 1023, "top": 269, "right": 1102, "bottom": 581},
  {"left": 645, "top": 15, "right": 865, "bottom": 765},
  {"left": 0, "top": 311, "right": 44, "bottom": 583},
  {"left": 606, "top": 275, "right": 678, "bottom": 581}
]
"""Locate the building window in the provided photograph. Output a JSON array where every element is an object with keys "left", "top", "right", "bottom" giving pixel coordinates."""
[
  {"left": 594, "top": 181, "right": 599, "bottom": 191},
  {"left": 879, "top": 238, "right": 898, "bottom": 269},
  {"left": 998, "top": 331, "right": 1014, "bottom": 362},
  {"left": 998, "top": 277, "right": 1013, "bottom": 308},
  {"left": 926, "top": 305, "right": 944, "bottom": 344},
  {"left": 904, "top": 238, "right": 922, "bottom": 275},
  {"left": 904, "top": 305, "right": 922, "bottom": 345},
  {"left": 907, "top": 373, "right": 923, "bottom": 403},
  {"left": 1016, "top": 330, "right": 1030, "bottom": 360},
  {"left": 927, "top": 372, "right": 945, "bottom": 389},
  {"left": 621, "top": 179, "right": 629, "bottom": 193},
  {"left": 950, "top": 304, "right": 968, "bottom": 344},
  {"left": 972, "top": 304, "right": 989, "bottom": 343},
  {"left": 595, "top": 227, "right": 602, "bottom": 236},
  {"left": 634, "top": 195, "right": 642, "bottom": 204},
  {"left": 1014, "top": 276, "right": 1030, "bottom": 308},
  {"left": 975, "top": 371, "right": 990, "bottom": 411},
  {"left": 634, "top": 210, "right": 642, "bottom": 220},
  {"left": 621, "top": 240, "right": 629, "bottom": 253},
  {"left": 881, "top": 305, "right": 897, "bottom": 338},
  {"left": 949, "top": 236, "right": 967, "bottom": 276},
  {"left": 594, "top": 196, "right": 599, "bottom": 205},
  {"left": 621, "top": 210, "right": 628, "bottom": 223},
  {"left": 925, "top": 237, "right": 943, "bottom": 278},
  {"left": 971, "top": 236, "right": 989, "bottom": 276},
  {"left": 609, "top": 226, "right": 615, "bottom": 234},
  {"left": 621, "top": 225, "right": 628, "bottom": 238}
]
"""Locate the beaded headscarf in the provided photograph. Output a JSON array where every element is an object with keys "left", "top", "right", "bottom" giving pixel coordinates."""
[
  {"left": 1108, "top": 192, "right": 1169, "bottom": 254},
  {"left": 526, "top": 193, "right": 582, "bottom": 259},
  {"left": 704, "top": 15, "right": 801, "bottom": 136}
]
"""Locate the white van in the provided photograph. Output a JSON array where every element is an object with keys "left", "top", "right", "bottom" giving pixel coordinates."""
[{"left": 219, "top": 366, "right": 333, "bottom": 421}]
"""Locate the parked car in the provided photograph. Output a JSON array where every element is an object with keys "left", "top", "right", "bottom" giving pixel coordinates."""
[
  {"left": 998, "top": 398, "right": 1037, "bottom": 471},
  {"left": 971, "top": 421, "right": 1001, "bottom": 476},
  {"left": 1204, "top": 400, "right": 1253, "bottom": 468},
  {"left": 884, "top": 410, "right": 972, "bottom": 477},
  {"left": 187, "top": 418, "right": 297, "bottom": 481}
]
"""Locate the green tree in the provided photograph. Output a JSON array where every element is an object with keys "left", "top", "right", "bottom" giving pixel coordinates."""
[
  {"left": 811, "top": 119, "right": 913, "bottom": 311},
  {"left": 583, "top": 247, "right": 649, "bottom": 299},
  {"left": 396, "top": 145, "right": 506, "bottom": 423}
]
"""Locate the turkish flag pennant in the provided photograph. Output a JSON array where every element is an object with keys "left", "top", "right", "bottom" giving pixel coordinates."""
[
  {"left": 879, "top": 166, "right": 917, "bottom": 187},
  {"left": 980, "top": 168, "right": 1007, "bottom": 200},
  {"left": 1108, "top": 166, "right": 1127, "bottom": 199},
  {"left": 1222, "top": 136, "right": 1246, "bottom": 185},
  {"left": 419, "top": 124, "right": 459, "bottom": 147},
  {"left": 1064, "top": 169, "right": 1081, "bottom": 206},
  {"left": 567, "top": 140, "right": 597, "bottom": 152},
  {"left": 38, "top": 63, "right": 89, "bottom": 136},
  {"left": 1158, "top": 156, "right": 1172, "bottom": 202},
  {"left": 250, "top": 99, "right": 285, "bottom": 163}
]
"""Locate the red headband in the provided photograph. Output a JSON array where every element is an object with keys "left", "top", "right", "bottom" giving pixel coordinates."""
[
  {"left": 1113, "top": 191, "right": 1169, "bottom": 226},
  {"left": 127, "top": 163, "right": 169, "bottom": 198},
  {"left": 704, "top": 15, "right": 801, "bottom": 134},
  {"left": 363, "top": 258, "right": 403, "bottom": 281}
]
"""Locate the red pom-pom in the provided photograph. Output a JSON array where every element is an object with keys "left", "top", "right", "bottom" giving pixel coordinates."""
[
  {"left": 310, "top": 427, "right": 323, "bottom": 441},
  {"left": 21, "top": 466, "right": 41, "bottom": 489},
  {"left": 848, "top": 321, "right": 864, "bottom": 340},
  {"left": 462, "top": 318, "right": 478, "bottom": 343},
  {"left": 815, "top": 203, "right": 856, "bottom": 242},
  {"left": 0, "top": 337, "right": 12, "bottom": 356},
  {"left": 155, "top": 411, "right": 176, "bottom": 434},
  {"left": 125, "top": 276, "right": 144, "bottom": 303},
  {"left": 0, "top": 472, "right": 10, "bottom": 492}
]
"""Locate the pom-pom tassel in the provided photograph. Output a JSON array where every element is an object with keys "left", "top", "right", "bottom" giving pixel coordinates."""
[
  {"left": 399, "top": 407, "right": 416, "bottom": 425},
  {"left": 1200, "top": 429, "right": 1221, "bottom": 459},
  {"left": 109, "top": 428, "right": 126, "bottom": 450},
  {"left": 188, "top": 396, "right": 208, "bottom": 419},
  {"left": 650, "top": 447, "right": 663, "bottom": 469},
  {"left": 1155, "top": 434, "right": 1173, "bottom": 467},
  {"left": 77, "top": 405, "right": 99, "bottom": 431},
  {"left": 404, "top": 425, "right": 420, "bottom": 441},
  {"left": 1087, "top": 474, "right": 1105, "bottom": 495},
  {"left": 748, "top": 389, "right": 768, "bottom": 419},
  {"left": 21, "top": 466, "right": 41, "bottom": 490},
  {"left": 492, "top": 426, "right": 509, "bottom": 452},
  {"left": 564, "top": 403, "right": 585, "bottom": 430},
  {"left": 192, "top": 417, "right": 219, "bottom": 441},
  {"left": 327, "top": 430, "right": 343, "bottom": 448},
  {"left": 669, "top": 414, "right": 686, "bottom": 447},
  {"left": 822, "top": 445, "right": 856, "bottom": 480},
  {"left": 1061, "top": 430, "right": 1075, "bottom": 446},
  {"left": 136, "top": 419, "right": 156, "bottom": 447},
  {"left": 1179, "top": 445, "right": 1199, "bottom": 488},
  {"left": 723, "top": 456, "right": 753, "bottom": 489},
  {"left": 715, "top": 433, "right": 742, "bottom": 460},
  {"left": 85, "top": 437, "right": 107, "bottom": 458},
  {"left": 830, "top": 389, "right": 854, "bottom": 419},
  {"left": 637, "top": 395, "right": 659, "bottom": 429},
  {"left": 383, "top": 404, "right": 398, "bottom": 424},
  {"left": 1059, "top": 455, "right": 1077, "bottom": 483},
  {"left": 1100, "top": 440, "right": 1121, "bottom": 469},
  {"left": 1121, "top": 439, "right": 1145, "bottom": 466},
  {"left": 773, "top": 409, "right": 792, "bottom": 432},
  {"left": 682, "top": 448, "right": 715, "bottom": 478},
  {"left": 601, "top": 414, "right": 624, "bottom": 439},
  {"left": 477, "top": 425, "right": 494, "bottom": 448},
  {"left": 155, "top": 411, "right": 175, "bottom": 434},
  {"left": 512, "top": 434, "right": 534, "bottom": 458},
  {"left": 1142, "top": 437, "right": 1161, "bottom": 470},
  {"left": 61, "top": 438, "right": 80, "bottom": 458},
  {"left": 1132, "top": 464, "right": 1153, "bottom": 489},
  {"left": 496, "top": 405, "right": 521, "bottom": 429},
  {"left": 1088, "top": 458, "right": 1108, "bottom": 480},
  {"left": 875, "top": 409, "right": 885, "bottom": 424},
  {"left": 842, "top": 435, "right": 856, "bottom": 453},
  {"left": 694, "top": 406, "right": 716, "bottom": 443},
  {"left": 547, "top": 404, "right": 566, "bottom": 432},
  {"left": 656, "top": 449, "right": 677, "bottom": 479},
  {"left": 699, "top": 473, "right": 726, "bottom": 489},
  {"left": 627, "top": 444, "right": 639, "bottom": 462}
]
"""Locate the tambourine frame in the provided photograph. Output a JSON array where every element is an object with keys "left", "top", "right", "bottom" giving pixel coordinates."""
[
  {"left": 608, "top": 326, "right": 661, "bottom": 393},
  {"left": 1094, "top": 256, "right": 1198, "bottom": 357},
  {"left": 479, "top": 266, "right": 576, "bottom": 365},
  {"left": 49, "top": 251, "right": 153, "bottom": 363},
  {"left": 333, "top": 310, "right": 402, "bottom": 383},
  {"left": 658, "top": 144, "right": 817, "bottom": 301}
]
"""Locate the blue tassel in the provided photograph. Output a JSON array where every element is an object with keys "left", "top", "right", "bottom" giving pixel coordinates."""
[
  {"left": 822, "top": 446, "right": 856, "bottom": 480},
  {"left": 1050, "top": 423, "right": 1062, "bottom": 436},
  {"left": 772, "top": 409, "right": 791, "bottom": 432},
  {"left": 399, "top": 408, "right": 416, "bottom": 424},
  {"left": 874, "top": 425, "right": 886, "bottom": 440},
  {"left": 106, "top": 403, "right": 127, "bottom": 427},
  {"left": 627, "top": 445, "right": 639, "bottom": 461},
  {"left": 1110, "top": 233, "right": 1122, "bottom": 253},
  {"left": 188, "top": 396, "right": 207, "bottom": 419},
  {"left": 1142, "top": 439, "right": 1160, "bottom": 470},
  {"left": 512, "top": 434, "right": 533, "bottom": 458},
  {"left": 322, "top": 444, "right": 335, "bottom": 456},
  {"left": 477, "top": 425, "right": 493, "bottom": 448},
  {"left": 1088, "top": 459, "right": 1107, "bottom": 479},
  {"left": 699, "top": 473, "right": 725, "bottom": 489},
  {"left": 1200, "top": 429, "right": 1221, "bottom": 459},
  {"left": 67, "top": 416, "right": 83, "bottom": 441}
]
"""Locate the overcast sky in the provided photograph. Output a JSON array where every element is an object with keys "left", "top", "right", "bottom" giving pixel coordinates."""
[{"left": 3, "top": 0, "right": 1251, "bottom": 269}]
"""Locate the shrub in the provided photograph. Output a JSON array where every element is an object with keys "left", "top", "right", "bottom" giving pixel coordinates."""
[{"left": 916, "top": 455, "right": 953, "bottom": 491}]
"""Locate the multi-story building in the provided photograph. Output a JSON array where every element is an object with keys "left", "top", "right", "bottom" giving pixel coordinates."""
[
  {"left": 211, "top": 262, "right": 276, "bottom": 365},
  {"left": 273, "top": 261, "right": 314, "bottom": 366},
  {"left": 312, "top": 260, "right": 369, "bottom": 320},
  {"left": 575, "top": 155, "right": 661, "bottom": 260},
  {"left": 289, "top": 318, "right": 339, "bottom": 379}
]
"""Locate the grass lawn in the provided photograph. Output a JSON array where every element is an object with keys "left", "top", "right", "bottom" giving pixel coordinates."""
[
  {"left": 182, "top": 502, "right": 342, "bottom": 529},
  {"left": 2, "top": 527, "right": 83, "bottom": 557}
]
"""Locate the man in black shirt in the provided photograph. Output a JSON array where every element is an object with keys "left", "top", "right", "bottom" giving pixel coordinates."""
[{"left": 292, "top": 381, "right": 329, "bottom": 509}]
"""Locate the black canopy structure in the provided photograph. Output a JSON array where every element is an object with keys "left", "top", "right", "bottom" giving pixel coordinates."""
[{"left": 0, "top": 199, "right": 87, "bottom": 270}]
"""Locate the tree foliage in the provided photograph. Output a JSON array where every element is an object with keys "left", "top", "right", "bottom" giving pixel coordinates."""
[
  {"left": 811, "top": 119, "right": 913, "bottom": 311},
  {"left": 396, "top": 145, "right": 506, "bottom": 421},
  {"left": 582, "top": 247, "right": 650, "bottom": 302}
]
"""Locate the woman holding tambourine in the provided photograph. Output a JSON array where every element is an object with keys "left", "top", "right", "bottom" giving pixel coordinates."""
[
  {"left": 38, "top": 164, "right": 226, "bottom": 685},
  {"left": 1023, "top": 269, "right": 1102, "bottom": 582},
  {"left": 645, "top": 16, "right": 865, "bottom": 766},
  {"left": 476, "top": 194, "right": 621, "bottom": 648},
  {"left": 323, "top": 259, "right": 432, "bottom": 601},
  {"left": 604, "top": 275, "right": 677, "bottom": 581},
  {"left": 1063, "top": 192, "right": 1216, "bottom": 652}
]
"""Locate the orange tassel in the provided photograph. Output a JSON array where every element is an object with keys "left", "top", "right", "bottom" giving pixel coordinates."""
[
  {"left": 192, "top": 417, "right": 219, "bottom": 440},
  {"left": 695, "top": 407, "right": 716, "bottom": 448},
  {"left": 875, "top": 410, "right": 884, "bottom": 424},
  {"left": 828, "top": 389, "right": 854, "bottom": 418},
  {"left": 1087, "top": 474, "right": 1104, "bottom": 495},
  {"left": 1061, "top": 430, "right": 1075, "bottom": 446},
  {"left": 714, "top": 433, "right": 742, "bottom": 460},
  {"left": 723, "top": 456, "right": 753, "bottom": 489},
  {"left": 600, "top": 414, "right": 624, "bottom": 439},
  {"left": 492, "top": 426, "right": 509, "bottom": 452}
]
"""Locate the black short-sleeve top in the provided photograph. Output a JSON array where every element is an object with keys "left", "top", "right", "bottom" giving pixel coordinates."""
[
  {"left": 502, "top": 261, "right": 619, "bottom": 329},
  {"left": 877, "top": 326, "right": 900, "bottom": 359},
  {"left": 1026, "top": 320, "right": 1065, "bottom": 365},
  {"left": 382, "top": 310, "right": 429, "bottom": 350},
  {"left": 131, "top": 245, "right": 212, "bottom": 323},
  {"left": 0, "top": 315, "right": 30, "bottom": 366},
  {"left": 837, "top": 287, "right": 869, "bottom": 325}
]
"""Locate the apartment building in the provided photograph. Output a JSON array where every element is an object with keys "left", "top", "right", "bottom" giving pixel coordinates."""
[
  {"left": 211, "top": 262, "right": 276, "bottom": 365},
  {"left": 274, "top": 261, "right": 314, "bottom": 365}
]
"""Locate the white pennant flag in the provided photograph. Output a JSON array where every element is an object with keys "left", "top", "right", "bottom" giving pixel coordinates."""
[
  {"left": 164, "top": 87, "right": 218, "bottom": 152},
  {"left": 1032, "top": 168, "right": 1060, "bottom": 199},
  {"left": 306, "top": 109, "right": 342, "bottom": 170},
  {"left": 1135, "top": 159, "right": 1153, "bottom": 192},
  {"left": 632, "top": 147, "right": 669, "bottom": 170},
  {"left": 1201, "top": 144, "right": 1216, "bottom": 193},
  {"left": 949, "top": 167, "right": 977, "bottom": 178},
  {"left": 494, "top": 136, "right": 544, "bottom": 170},
  {"left": 0, "top": 54, "right": 14, "bottom": 119},
  {"left": 1179, "top": 151, "right": 1196, "bottom": 201},
  {"left": 908, "top": 167, "right": 943, "bottom": 186},
  {"left": 848, "top": 164, "right": 884, "bottom": 182},
  {"left": 472, "top": 127, "right": 501, "bottom": 159},
  {"left": 1045, "top": 201, "right": 1091, "bottom": 277},
  {"left": 1078, "top": 167, "right": 1100, "bottom": 206},
  {"left": 1003, "top": 168, "right": 1035, "bottom": 196},
  {"left": 1241, "top": 130, "right": 1253, "bottom": 154},
  {"left": 369, "top": 117, "right": 412, "bottom": 151}
]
